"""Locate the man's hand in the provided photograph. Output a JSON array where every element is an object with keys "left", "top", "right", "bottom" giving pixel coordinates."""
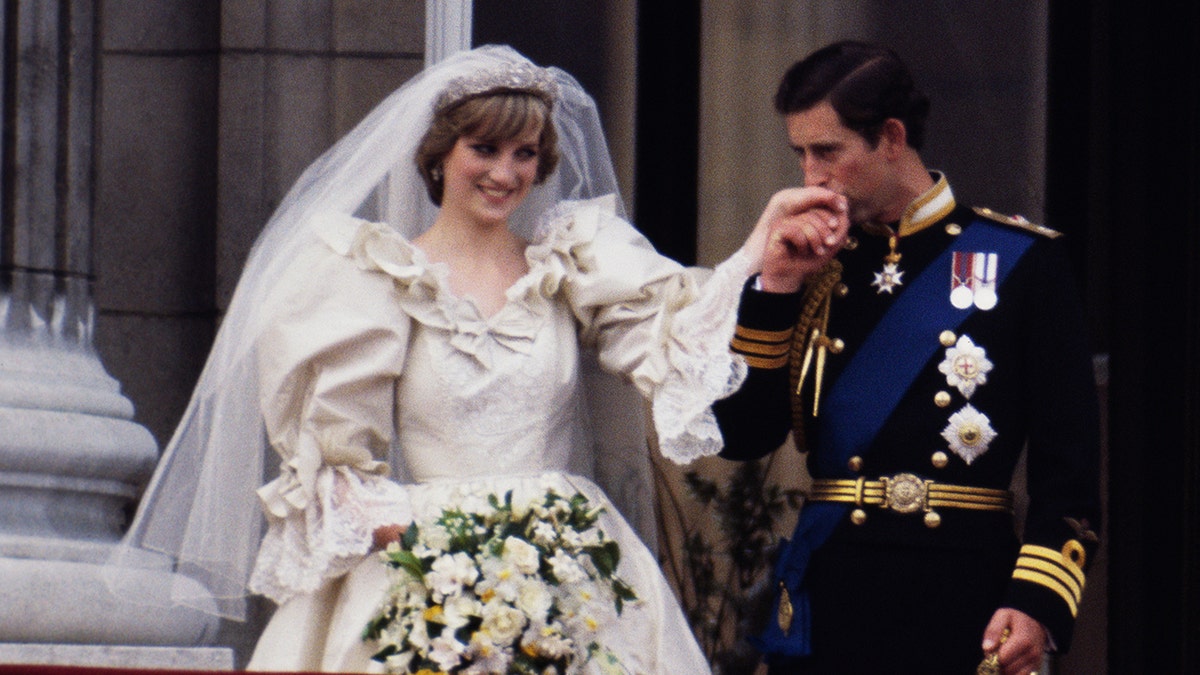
[
  {"left": 982, "top": 608, "right": 1047, "bottom": 675},
  {"left": 747, "top": 187, "right": 849, "bottom": 293}
]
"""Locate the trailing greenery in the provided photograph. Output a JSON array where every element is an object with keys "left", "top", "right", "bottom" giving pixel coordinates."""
[{"left": 655, "top": 456, "right": 803, "bottom": 675}]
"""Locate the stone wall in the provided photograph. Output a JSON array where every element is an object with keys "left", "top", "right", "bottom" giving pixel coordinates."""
[{"left": 94, "top": 1, "right": 425, "bottom": 448}]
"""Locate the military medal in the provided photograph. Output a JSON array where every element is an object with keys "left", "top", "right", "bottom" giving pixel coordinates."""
[
  {"left": 950, "top": 251, "right": 975, "bottom": 308},
  {"left": 950, "top": 251, "right": 999, "bottom": 310},
  {"left": 871, "top": 233, "right": 904, "bottom": 294},
  {"left": 937, "top": 334, "right": 992, "bottom": 399},
  {"left": 973, "top": 252, "right": 999, "bottom": 310},
  {"left": 941, "top": 403, "right": 998, "bottom": 465}
]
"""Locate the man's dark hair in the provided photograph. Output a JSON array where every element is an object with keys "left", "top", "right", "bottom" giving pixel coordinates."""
[{"left": 775, "top": 40, "right": 930, "bottom": 150}]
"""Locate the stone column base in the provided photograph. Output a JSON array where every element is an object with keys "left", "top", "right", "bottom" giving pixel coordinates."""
[
  {"left": 0, "top": 643, "right": 233, "bottom": 670},
  {"left": 0, "top": 538, "right": 223, "bottom": 649}
]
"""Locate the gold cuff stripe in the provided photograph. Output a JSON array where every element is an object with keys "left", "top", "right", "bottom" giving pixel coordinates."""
[
  {"left": 730, "top": 338, "right": 791, "bottom": 357},
  {"left": 1016, "top": 557, "right": 1083, "bottom": 601},
  {"left": 735, "top": 326, "right": 794, "bottom": 343},
  {"left": 1020, "top": 544, "right": 1086, "bottom": 586},
  {"left": 1012, "top": 569, "right": 1080, "bottom": 617},
  {"left": 740, "top": 354, "right": 789, "bottom": 370}
]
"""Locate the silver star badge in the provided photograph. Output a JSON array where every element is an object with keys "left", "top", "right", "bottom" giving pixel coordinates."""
[
  {"left": 937, "top": 335, "right": 993, "bottom": 399},
  {"left": 940, "top": 404, "right": 998, "bottom": 465},
  {"left": 871, "top": 262, "right": 904, "bottom": 294}
]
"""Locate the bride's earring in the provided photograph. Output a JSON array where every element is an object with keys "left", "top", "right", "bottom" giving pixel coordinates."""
[{"left": 431, "top": 166, "right": 443, "bottom": 182}]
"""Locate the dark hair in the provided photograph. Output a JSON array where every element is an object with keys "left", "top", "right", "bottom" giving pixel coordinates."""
[
  {"left": 415, "top": 92, "right": 560, "bottom": 206},
  {"left": 774, "top": 40, "right": 930, "bottom": 150}
]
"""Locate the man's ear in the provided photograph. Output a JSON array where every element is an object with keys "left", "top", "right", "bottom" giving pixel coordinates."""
[{"left": 880, "top": 118, "right": 908, "bottom": 158}]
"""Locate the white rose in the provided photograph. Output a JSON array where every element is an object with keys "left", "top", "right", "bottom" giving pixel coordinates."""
[
  {"left": 532, "top": 520, "right": 558, "bottom": 545},
  {"left": 426, "top": 551, "right": 479, "bottom": 600},
  {"left": 502, "top": 536, "right": 541, "bottom": 575},
  {"left": 515, "top": 579, "right": 553, "bottom": 622},
  {"left": 443, "top": 593, "right": 482, "bottom": 630},
  {"left": 428, "top": 635, "right": 466, "bottom": 672},
  {"left": 549, "top": 550, "right": 586, "bottom": 584},
  {"left": 481, "top": 601, "right": 528, "bottom": 645},
  {"left": 420, "top": 524, "right": 452, "bottom": 551}
]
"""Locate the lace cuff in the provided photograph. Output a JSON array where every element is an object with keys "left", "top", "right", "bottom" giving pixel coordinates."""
[
  {"left": 249, "top": 465, "right": 412, "bottom": 605},
  {"left": 653, "top": 248, "right": 755, "bottom": 464}
]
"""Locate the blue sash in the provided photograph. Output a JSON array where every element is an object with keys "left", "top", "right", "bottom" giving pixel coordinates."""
[{"left": 752, "top": 220, "right": 1036, "bottom": 658}]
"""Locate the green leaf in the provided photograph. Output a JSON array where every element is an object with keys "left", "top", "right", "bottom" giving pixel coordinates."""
[
  {"left": 613, "top": 578, "right": 638, "bottom": 603},
  {"left": 368, "top": 643, "right": 396, "bottom": 663},
  {"left": 362, "top": 609, "right": 393, "bottom": 640},
  {"left": 387, "top": 549, "right": 425, "bottom": 581},
  {"left": 587, "top": 541, "right": 620, "bottom": 577},
  {"left": 400, "top": 522, "right": 420, "bottom": 548}
]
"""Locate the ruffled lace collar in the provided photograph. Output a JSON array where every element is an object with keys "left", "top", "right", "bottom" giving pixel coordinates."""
[{"left": 312, "top": 195, "right": 618, "bottom": 368}]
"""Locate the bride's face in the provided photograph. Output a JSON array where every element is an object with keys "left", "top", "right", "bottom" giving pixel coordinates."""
[{"left": 439, "top": 124, "right": 542, "bottom": 228}]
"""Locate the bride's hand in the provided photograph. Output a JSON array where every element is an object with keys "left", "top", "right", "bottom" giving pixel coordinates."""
[
  {"left": 372, "top": 523, "right": 408, "bottom": 550},
  {"left": 746, "top": 187, "right": 848, "bottom": 293}
]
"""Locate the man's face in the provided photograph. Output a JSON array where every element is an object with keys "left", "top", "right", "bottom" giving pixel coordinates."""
[{"left": 785, "top": 101, "right": 895, "bottom": 226}]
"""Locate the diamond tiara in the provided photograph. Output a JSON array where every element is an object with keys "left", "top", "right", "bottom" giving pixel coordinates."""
[{"left": 435, "top": 60, "right": 559, "bottom": 112}]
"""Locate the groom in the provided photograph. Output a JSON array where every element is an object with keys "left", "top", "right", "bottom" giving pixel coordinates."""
[{"left": 716, "top": 40, "right": 1101, "bottom": 675}]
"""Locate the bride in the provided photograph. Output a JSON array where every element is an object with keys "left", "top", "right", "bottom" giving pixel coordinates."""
[{"left": 109, "top": 45, "right": 840, "bottom": 673}]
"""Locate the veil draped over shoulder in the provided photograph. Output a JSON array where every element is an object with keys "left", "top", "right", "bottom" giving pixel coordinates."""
[{"left": 107, "top": 45, "right": 653, "bottom": 621}]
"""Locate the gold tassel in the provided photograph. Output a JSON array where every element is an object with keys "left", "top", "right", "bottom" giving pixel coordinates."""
[
  {"left": 788, "top": 260, "right": 843, "bottom": 448},
  {"left": 777, "top": 581, "right": 794, "bottom": 635},
  {"left": 795, "top": 327, "right": 820, "bottom": 397},
  {"left": 794, "top": 298, "right": 833, "bottom": 416}
]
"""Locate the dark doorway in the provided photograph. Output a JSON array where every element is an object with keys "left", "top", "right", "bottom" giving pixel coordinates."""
[{"left": 1047, "top": 3, "right": 1200, "bottom": 672}]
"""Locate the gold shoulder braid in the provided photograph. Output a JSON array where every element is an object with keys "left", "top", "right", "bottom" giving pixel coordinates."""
[
  {"left": 972, "top": 206, "right": 1062, "bottom": 239},
  {"left": 788, "top": 260, "right": 843, "bottom": 451}
]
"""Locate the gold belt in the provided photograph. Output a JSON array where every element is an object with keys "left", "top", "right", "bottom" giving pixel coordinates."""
[{"left": 808, "top": 473, "right": 1013, "bottom": 528}]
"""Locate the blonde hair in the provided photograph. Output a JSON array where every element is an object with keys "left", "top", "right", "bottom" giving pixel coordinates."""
[{"left": 415, "top": 93, "right": 560, "bottom": 206}]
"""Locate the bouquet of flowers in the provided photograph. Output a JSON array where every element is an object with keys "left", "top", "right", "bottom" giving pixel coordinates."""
[{"left": 364, "top": 488, "right": 639, "bottom": 674}]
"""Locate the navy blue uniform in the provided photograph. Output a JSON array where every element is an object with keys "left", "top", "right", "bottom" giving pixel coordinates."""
[{"left": 715, "top": 178, "right": 1101, "bottom": 673}]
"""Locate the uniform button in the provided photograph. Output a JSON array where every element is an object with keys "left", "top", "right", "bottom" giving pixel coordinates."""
[
  {"left": 939, "top": 330, "right": 957, "bottom": 347},
  {"left": 835, "top": 283, "right": 849, "bottom": 298},
  {"left": 931, "top": 451, "right": 949, "bottom": 469},
  {"left": 934, "top": 391, "right": 952, "bottom": 408},
  {"left": 844, "top": 236, "right": 859, "bottom": 251},
  {"left": 945, "top": 222, "right": 962, "bottom": 236},
  {"left": 851, "top": 508, "right": 868, "bottom": 525},
  {"left": 848, "top": 456, "right": 863, "bottom": 472},
  {"left": 828, "top": 338, "right": 845, "bottom": 354},
  {"left": 924, "top": 511, "right": 942, "bottom": 528}
]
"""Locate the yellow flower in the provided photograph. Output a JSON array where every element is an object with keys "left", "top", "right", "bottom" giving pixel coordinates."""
[
  {"left": 480, "top": 588, "right": 496, "bottom": 602},
  {"left": 423, "top": 605, "right": 445, "bottom": 622}
]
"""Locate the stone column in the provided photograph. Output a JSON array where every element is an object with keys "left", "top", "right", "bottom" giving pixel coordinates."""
[{"left": 0, "top": 1, "right": 225, "bottom": 666}]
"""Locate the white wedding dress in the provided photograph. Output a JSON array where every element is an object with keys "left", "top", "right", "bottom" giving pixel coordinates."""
[{"left": 244, "top": 195, "right": 753, "bottom": 673}]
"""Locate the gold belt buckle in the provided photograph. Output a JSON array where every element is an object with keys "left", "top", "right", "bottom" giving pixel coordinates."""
[{"left": 881, "top": 473, "right": 930, "bottom": 514}]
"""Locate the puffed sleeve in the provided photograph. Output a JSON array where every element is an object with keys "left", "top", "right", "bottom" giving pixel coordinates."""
[
  {"left": 247, "top": 214, "right": 415, "bottom": 605},
  {"left": 527, "top": 196, "right": 760, "bottom": 464}
]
